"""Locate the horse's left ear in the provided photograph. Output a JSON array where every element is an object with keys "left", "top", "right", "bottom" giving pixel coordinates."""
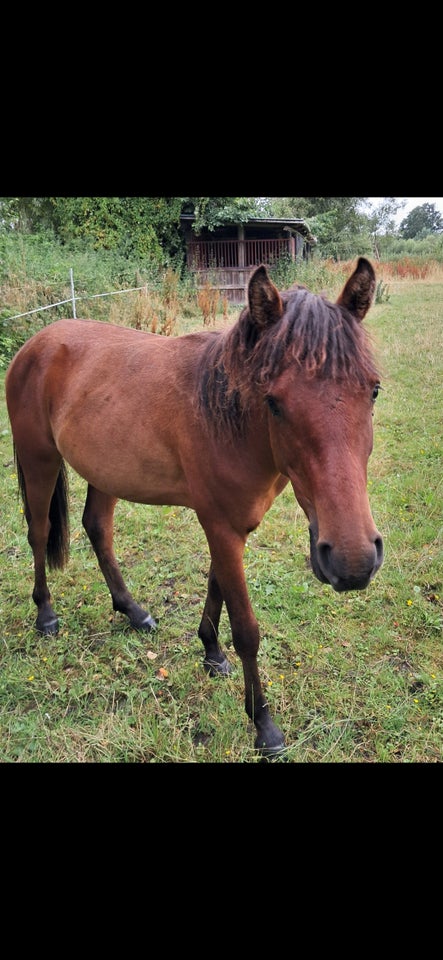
[
  {"left": 248, "top": 264, "right": 284, "bottom": 329},
  {"left": 336, "top": 257, "right": 376, "bottom": 323}
]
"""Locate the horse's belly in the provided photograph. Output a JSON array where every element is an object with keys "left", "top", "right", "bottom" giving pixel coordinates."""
[{"left": 57, "top": 433, "right": 193, "bottom": 507}]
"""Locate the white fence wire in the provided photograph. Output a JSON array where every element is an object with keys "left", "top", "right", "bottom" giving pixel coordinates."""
[{"left": 3, "top": 268, "right": 157, "bottom": 324}]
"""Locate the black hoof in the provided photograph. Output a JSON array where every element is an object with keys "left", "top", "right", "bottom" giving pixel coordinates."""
[
  {"left": 258, "top": 743, "right": 289, "bottom": 762},
  {"left": 203, "top": 655, "right": 232, "bottom": 677},
  {"left": 36, "top": 615, "right": 59, "bottom": 635},
  {"left": 132, "top": 614, "right": 157, "bottom": 632},
  {"left": 254, "top": 728, "right": 287, "bottom": 761}
]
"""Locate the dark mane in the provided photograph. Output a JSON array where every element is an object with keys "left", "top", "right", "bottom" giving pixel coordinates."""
[{"left": 197, "top": 285, "right": 379, "bottom": 437}]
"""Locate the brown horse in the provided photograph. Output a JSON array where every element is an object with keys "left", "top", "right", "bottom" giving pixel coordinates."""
[{"left": 5, "top": 257, "right": 383, "bottom": 759}]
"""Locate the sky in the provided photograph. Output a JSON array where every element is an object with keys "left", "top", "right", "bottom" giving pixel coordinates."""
[{"left": 368, "top": 197, "right": 443, "bottom": 226}]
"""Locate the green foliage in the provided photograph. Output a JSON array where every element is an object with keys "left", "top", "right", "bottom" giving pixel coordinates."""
[
  {"left": 375, "top": 279, "right": 390, "bottom": 303},
  {"left": 399, "top": 203, "right": 443, "bottom": 239},
  {"left": 309, "top": 208, "right": 373, "bottom": 260},
  {"left": 3, "top": 197, "right": 443, "bottom": 265},
  {"left": 267, "top": 254, "right": 344, "bottom": 298},
  {"left": 265, "top": 196, "right": 312, "bottom": 218},
  {"left": 266, "top": 198, "right": 374, "bottom": 258},
  {"left": 183, "top": 197, "right": 259, "bottom": 233},
  {"left": 0, "top": 197, "right": 56, "bottom": 232},
  {"left": 365, "top": 197, "right": 404, "bottom": 235},
  {"left": 376, "top": 232, "right": 443, "bottom": 260},
  {"left": 0, "top": 331, "right": 16, "bottom": 369},
  {"left": 49, "top": 197, "right": 183, "bottom": 260},
  {"left": 1, "top": 197, "right": 185, "bottom": 263},
  {"left": 267, "top": 197, "right": 367, "bottom": 220}
]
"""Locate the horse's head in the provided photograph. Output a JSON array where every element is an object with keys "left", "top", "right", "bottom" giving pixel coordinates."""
[{"left": 248, "top": 258, "right": 383, "bottom": 592}]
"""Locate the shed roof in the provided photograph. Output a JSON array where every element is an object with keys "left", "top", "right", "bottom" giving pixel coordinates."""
[{"left": 180, "top": 214, "right": 317, "bottom": 245}]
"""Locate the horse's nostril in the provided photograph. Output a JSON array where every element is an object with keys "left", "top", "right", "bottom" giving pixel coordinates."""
[
  {"left": 374, "top": 535, "right": 384, "bottom": 568},
  {"left": 318, "top": 541, "right": 332, "bottom": 573}
]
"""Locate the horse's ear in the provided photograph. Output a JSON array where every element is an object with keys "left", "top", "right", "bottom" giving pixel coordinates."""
[
  {"left": 248, "top": 265, "right": 284, "bottom": 329},
  {"left": 336, "top": 257, "right": 376, "bottom": 323}
]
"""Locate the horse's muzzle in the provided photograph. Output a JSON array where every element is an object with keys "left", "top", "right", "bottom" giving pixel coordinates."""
[{"left": 309, "top": 526, "right": 384, "bottom": 592}]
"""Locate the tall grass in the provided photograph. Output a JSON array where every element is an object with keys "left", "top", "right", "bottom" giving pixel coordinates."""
[{"left": 0, "top": 270, "right": 441, "bottom": 762}]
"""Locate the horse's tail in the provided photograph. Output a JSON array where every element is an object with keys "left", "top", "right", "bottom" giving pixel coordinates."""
[{"left": 14, "top": 446, "right": 70, "bottom": 570}]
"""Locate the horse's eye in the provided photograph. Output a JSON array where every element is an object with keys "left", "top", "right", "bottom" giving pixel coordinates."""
[
  {"left": 266, "top": 395, "right": 281, "bottom": 417},
  {"left": 372, "top": 382, "right": 381, "bottom": 402}
]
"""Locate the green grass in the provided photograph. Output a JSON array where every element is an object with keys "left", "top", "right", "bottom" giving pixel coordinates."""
[{"left": 1, "top": 277, "right": 442, "bottom": 762}]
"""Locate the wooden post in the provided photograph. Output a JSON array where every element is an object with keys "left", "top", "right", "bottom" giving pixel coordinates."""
[
  {"left": 70, "top": 268, "right": 77, "bottom": 318},
  {"left": 238, "top": 224, "right": 245, "bottom": 268}
]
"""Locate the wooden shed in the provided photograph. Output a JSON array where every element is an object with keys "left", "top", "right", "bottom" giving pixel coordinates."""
[{"left": 180, "top": 214, "right": 316, "bottom": 304}]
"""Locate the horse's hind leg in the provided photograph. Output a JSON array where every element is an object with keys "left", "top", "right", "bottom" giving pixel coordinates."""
[
  {"left": 198, "top": 562, "right": 232, "bottom": 676},
  {"left": 18, "top": 456, "right": 65, "bottom": 635},
  {"left": 82, "top": 485, "right": 156, "bottom": 631}
]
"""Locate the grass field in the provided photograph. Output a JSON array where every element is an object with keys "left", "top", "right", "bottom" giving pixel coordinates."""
[{"left": 0, "top": 276, "right": 442, "bottom": 762}]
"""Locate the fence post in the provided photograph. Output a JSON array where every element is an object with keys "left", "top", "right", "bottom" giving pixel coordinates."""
[{"left": 70, "top": 268, "right": 76, "bottom": 318}]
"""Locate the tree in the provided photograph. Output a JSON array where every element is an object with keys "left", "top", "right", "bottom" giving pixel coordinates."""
[
  {"left": 264, "top": 198, "right": 372, "bottom": 258},
  {"left": 364, "top": 198, "right": 405, "bottom": 258},
  {"left": 1, "top": 196, "right": 264, "bottom": 261},
  {"left": 0, "top": 197, "right": 55, "bottom": 232},
  {"left": 183, "top": 197, "right": 260, "bottom": 233},
  {"left": 0, "top": 197, "right": 185, "bottom": 262},
  {"left": 399, "top": 203, "right": 443, "bottom": 239},
  {"left": 265, "top": 197, "right": 313, "bottom": 218},
  {"left": 266, "top": 197, "right": 367, "bottom": 220},
  {"left": 364, "top": 198, "right": 404, "bottom": 234}
]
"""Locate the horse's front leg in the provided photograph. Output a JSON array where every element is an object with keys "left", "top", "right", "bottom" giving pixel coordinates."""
[
  {"left": 203, "top": 525, "right": 286, "bottom": 759},
  {"left": 82, "top": 485, "right": 156, "bottom": 631},
  {"left": 198, "top": 562, "right": 232, "bottom": 676}
]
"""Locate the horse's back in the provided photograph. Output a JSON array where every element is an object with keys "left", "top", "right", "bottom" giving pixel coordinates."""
[
  {"left": 6, "top": 318, "right": 198, "bottom": 404},
  {"left": 7, "top": 318, "right": 162, "bottom": 378}
]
